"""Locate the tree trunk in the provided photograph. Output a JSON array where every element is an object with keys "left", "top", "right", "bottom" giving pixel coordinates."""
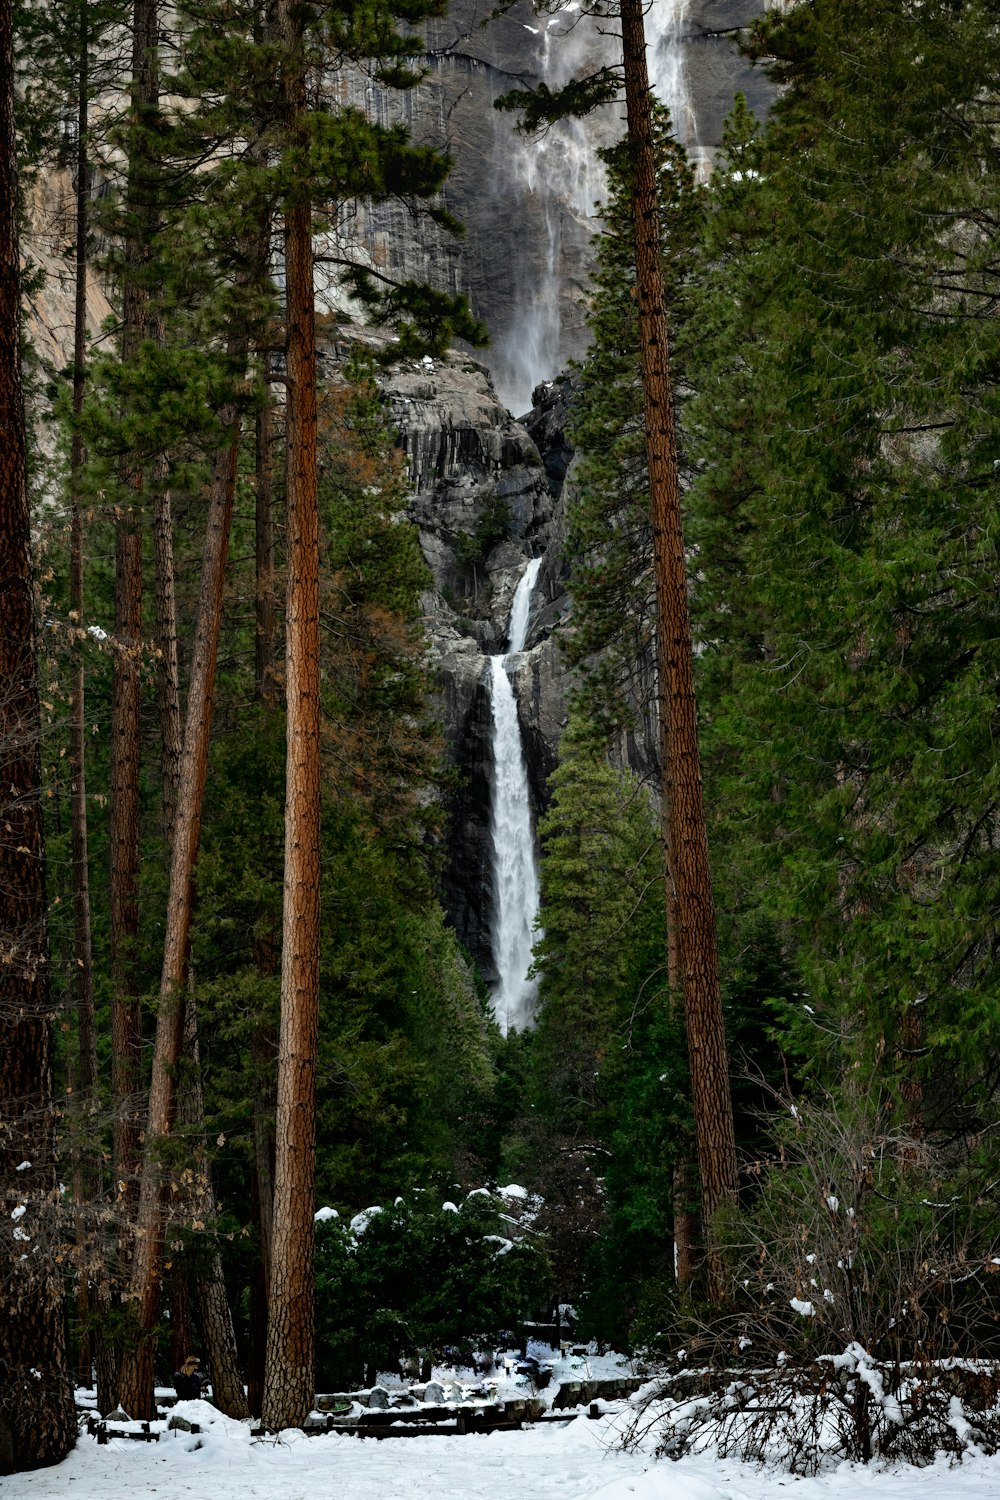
[
  {"left": 672, "top": 1156, "right": 700, "bottom": 1291},
  {"left": 247, "top": 1250, "right": 268, "bottom": 1419},
  {"left": 110, "top": 0, "right": 160, "bottom": 1287},
  {"left": 253, "top": 1014, "right": 277, "bottom": 1289},
  {"left": 619, "top": 0, "right": 737, "bottom": 1301},
  {"left": 0, "top": 4, "right": 77, "bottom": 1464},
  {"left": 118, "top": 410, "right": 242, "bottom": 1419},
  {"left": 168, "top": 1264, "right": 193, "bottom": 1374},
  {"left": 261, "top": 0, "right": 321, "bottom": 1431},
  {"left": 152, "top": 453, "right": 182, "bottom": 848},
  {"left": 256, "top": 398, "right": 278, "bottom": 707},
  {"left": 69, "top": 0, "right": 98, "bottom": 1387},
  {"left": 179, "top": 998, "right": 249, "bottom": 1418},
  {"left": 109, "top": 511, "right": 143, "bottom": 1218},
  {"left": 197, "top": 1257, "right": 249, "bottom": 1418}
]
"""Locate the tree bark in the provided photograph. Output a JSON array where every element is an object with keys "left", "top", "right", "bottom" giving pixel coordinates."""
[
  {"left": 256, "top": 398, "right": 278, "bottom": 707},
  {"left": 0, "top": 3, "right": 77, "bottom": 1465},
  {"left": 172, "top": 997, "right": 250, "bottom": 1417},
  {"left": 118, "top": 409, "right": 242, "bottom": 1419},
  {"left": 620, "top": 0, "right": 737, "bottom": 1301},
  {"left": 168, "top": 1263, "right": 193, "bottom": 1374},
  {"left": 152, "top": 453, "right": 182, "bottom": 848},
  {"left": 109, "top": 511, "right": 143, "bottom": 1221},
  {"left": 261, "top": 0, "right": 321, "bottom": 1431},
  {"left": 69, "top": 0, "right": 99, "bottom": 1386},
  {"left": 110, "top": 0, "right": 160, "bottom": 1277}
]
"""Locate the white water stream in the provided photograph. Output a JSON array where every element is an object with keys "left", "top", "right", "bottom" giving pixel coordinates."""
[
  {"left": 492, "top": 1, "right": 698, "bottom": 413},
  {"left": 489, "top": 557, "right": 543, "bottom": 1033}
]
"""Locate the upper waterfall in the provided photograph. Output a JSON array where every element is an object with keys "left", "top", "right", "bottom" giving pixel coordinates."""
[{"left": 347, "top": 3, "right": 768, "bottom": 417}]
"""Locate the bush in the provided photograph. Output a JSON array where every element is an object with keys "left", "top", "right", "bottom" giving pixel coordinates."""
[
  {"left": 627, "top": 1349, "right": 1000, "bottom": 1473},
  {"left": 631, "top": 1089, "right": 1000, "bottom": 1470},
  {"left": 314, "top": 1190, "right": 550, "bottom": 1389}
]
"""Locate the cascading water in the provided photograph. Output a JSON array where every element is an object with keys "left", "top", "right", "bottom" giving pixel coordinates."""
[
  {"left": 490, "top": 1, "right": 701, "bottom": 413},
  {"left": 491, "top": 11, "right": 610, "bottom": 415},
  {"left": 489, "top": 557, "right": 543, "bottom": 1033},
  {"left": 648, "top": 2, "right": 696, "bottom": 148}
]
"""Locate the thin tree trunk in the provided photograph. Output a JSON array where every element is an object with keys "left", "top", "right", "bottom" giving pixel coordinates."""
[
  {"left": 168, "top": 1264, "right": 193, "bottom": 1374},
  {"left": 256, "top": 398, "right": 278, "bottom": 707},
  {"left": 253, "top": 1015, "right": 277, "bottom": 1289},
  {"left": 110, "top": 0, "right": 159, "bottom": 1293},
  {"left": 152, "top": 452, "right": 182, "bottom": 847},
  {"left": 69, "top": 0, "right": 98, "bottom": 1387},
  {"left": 0, "top": 4, "right": 77, "bottom": 1463},
  {"left": 119, "top": 410, "right": 242, "bottom": 1419},
  {"left": 178, "top": 998, "right": 249, "bottom": 1418},
  {"left": 261, "top": 0, "right": 321, "bottom": 1430},
  {"left": 248, "top": 1251, "right": 268, "bottom": 1419},
  {"left": 672, "top": 1157, "right": 700, "bottom": 1291},
  {"left": 70, "top": 0, "right": 96, "bottom": 1135},
  {"left": 620, "top": 0, "right": 737, "bottom": 1302},
  {"left": 109, "top": 510, "right": 143, "bottom": 1216}
]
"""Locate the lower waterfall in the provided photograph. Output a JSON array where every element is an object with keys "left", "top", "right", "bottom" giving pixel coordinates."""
[{"left": 488, "top": 557, "right": 543, "bottom": 1033}]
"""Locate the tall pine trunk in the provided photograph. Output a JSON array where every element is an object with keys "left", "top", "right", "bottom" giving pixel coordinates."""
[
  {"left": 261, "top": 0, "right": 321, "bottom": 1430},
  {"left": 0, "top": 2, "right": 77, "bottom": 1464},
  {"left": 68, "top": 0, "right": 99, "bottom": 1383},
  {"left": 110, "top": 0, "right": 159, "bottom": 1303},
  {"left": 620, "top": 0, "right": 737, "bottom": 1300}
]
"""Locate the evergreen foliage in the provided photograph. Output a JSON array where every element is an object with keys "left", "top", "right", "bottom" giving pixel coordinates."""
[
  {"left": 563, "top": 105, "right": 703, "bottom": 735},
  {"left": 314, "top": 1192, "right": 549, "bottom": 1389},
  {"left": 687, "top": 0, "right": 1000, "bottom": 1127}
]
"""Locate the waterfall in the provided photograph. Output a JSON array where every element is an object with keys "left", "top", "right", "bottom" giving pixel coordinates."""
[
  {"left": 648, "top": 1, "right": 697, "bottom": 150},
  {"left": 488, "top": 557, "right": 543, "bottom": 1033},
  {"left": 491, "top": 12, "right": 610, "bottom": 416},
  {"left": 489, "top": 3, "right": 700, "bottom": 413}
]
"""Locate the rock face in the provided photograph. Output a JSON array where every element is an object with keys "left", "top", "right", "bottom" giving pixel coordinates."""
[
  {"left": 349, "top": 1, "right": 771, "bottom": 413},
  {"left": 384, "top": 355, "right": 572, "bottom": 977}
]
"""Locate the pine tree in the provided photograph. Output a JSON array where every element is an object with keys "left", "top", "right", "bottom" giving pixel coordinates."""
[
  {"left": 499, "top": 0, "right": 738, "bottom": 1300},
  {"left": 0, "top": 0, "right": 76, "bottom": 1466},
  {"left": 687, "top": 0, "right": 1000, "bottom": 1128}
]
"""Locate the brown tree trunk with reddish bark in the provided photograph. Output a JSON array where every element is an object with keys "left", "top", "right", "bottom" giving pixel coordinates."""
[
  {"left": 620, "top": 0, "right": 737, "bottom": 1302},
  {"left": 672, "top": 1157, "right": 700, "bottom": 1290},
  {"left": 168, "top": 1265, "right": 193, "bottom": 1374},
  {"left": 261, "top": 0, "right": 321, "bottom": 1431},
  {"left": 256, "top": 398, "right": 278, "bottom": 708},
  {"left": 118, "top": 410, "right": 243, "bottom": 1419},
  {"left": 0, "top": 4, "right": 77, "bottom": 1464}
]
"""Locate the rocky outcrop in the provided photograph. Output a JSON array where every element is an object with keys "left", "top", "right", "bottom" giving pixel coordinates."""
[{"left": 383, "top": 352, "right": 573, "bottom": 974}]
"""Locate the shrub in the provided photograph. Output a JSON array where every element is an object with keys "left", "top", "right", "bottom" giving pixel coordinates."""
[
  {"left": 314, "top": 1189, "right": 550, "bottom": 1388},
  {"left": 631, "top": 1090, "right": 1000, "bottom": 1470}
]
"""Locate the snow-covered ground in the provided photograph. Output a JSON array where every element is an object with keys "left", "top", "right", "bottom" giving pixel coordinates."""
[{"left": 9, "top": 1390, "right": 1000, "bottom": 1500}]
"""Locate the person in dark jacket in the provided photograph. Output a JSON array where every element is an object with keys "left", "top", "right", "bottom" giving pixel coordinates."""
[{"left": 173, "top": 1354, "right": 205, "bottom": 1400}]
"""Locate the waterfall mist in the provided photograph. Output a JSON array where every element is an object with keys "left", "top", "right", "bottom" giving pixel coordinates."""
[
  {"left": 489, "top": 10, "right": 611, "bottom": 416},
  {"left": 488, "top": 557, "right": 543, "bottom": 1033},
  {"left": 489, "top": 3, "right": 700, "bottom": 414}
]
